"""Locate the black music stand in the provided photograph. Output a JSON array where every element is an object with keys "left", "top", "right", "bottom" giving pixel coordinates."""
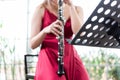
[{"left": 67, "top": 0, "right": 120, "bottom": 49}]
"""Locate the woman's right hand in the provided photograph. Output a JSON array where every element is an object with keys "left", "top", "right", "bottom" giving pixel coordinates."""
[{"left": 43, "top": 20, "right": 63, "bottom": 37}]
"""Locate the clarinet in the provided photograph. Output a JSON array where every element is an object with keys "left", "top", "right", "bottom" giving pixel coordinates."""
[{"left": 57, "top": 0, "right": 65, "bottom": 76}]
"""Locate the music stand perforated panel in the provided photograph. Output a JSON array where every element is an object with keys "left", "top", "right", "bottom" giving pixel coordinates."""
[{"left": 70, "top": 0, "right": 120, "bottom": 48}]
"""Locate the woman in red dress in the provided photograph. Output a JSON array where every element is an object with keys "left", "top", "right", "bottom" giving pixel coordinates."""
[{"left": 30, "top": 0, "right": 90, "bottom": 80}]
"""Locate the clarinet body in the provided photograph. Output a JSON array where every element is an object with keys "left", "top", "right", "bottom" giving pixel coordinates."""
[{"left": 57, "top": 0, "right": 65, "bottom": 76}]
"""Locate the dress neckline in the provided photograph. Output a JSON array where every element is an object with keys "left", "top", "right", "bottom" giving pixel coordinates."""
[{"left": 45, "top": 8, "right": 70, "bottom": 24}]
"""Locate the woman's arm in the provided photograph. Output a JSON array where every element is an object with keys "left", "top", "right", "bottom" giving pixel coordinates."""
[
  {"left": 69, "top": 5, "right": 84, "bottom": 34},
  {"left": 30, "top": 5, "right": 46, "bottom": 49},
  {"left": 30, "top": 4, "right": 63, "bottom": 49},
  {"left": 64, "top": 0, "right": 84, "bottom": 34}
]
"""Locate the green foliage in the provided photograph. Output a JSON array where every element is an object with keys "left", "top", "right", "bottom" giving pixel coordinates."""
[
  {"left": 82, "top": 49, "right": 120, "bottom": 80},
  {"left": 0, "top": 23, "right": 2, "bottom": 28},
  {"left": 107, "top": 54, "right": 120, "bottom": 80},
  {"left": 0, "top": 23, "right": 16, "bottom": 80},
  {"left": 0, "top": 25, "right": 8, "bottom": 80}
]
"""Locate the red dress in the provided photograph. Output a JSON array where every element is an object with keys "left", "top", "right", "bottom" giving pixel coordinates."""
[{"left": 34, "top": 8, "right": 90, "bottom": 80}]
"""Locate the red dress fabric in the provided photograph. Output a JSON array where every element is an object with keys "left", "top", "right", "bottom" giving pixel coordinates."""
[{"left": 34, "top": 8, "right": 90, "bottom": 80}]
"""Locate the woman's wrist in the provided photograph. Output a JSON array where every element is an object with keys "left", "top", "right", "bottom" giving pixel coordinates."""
[
  {"left": 68, "top": 3, "right": 75, "bottom": 11},
  {"left": 64, "top": 0, "right": 73, "bottom": 6},
  {"left": 66, "top": 2, "right": 75, "bottom": 9},
  {"left": 42, "top": 28, "right": 47, "bottom": 35}
]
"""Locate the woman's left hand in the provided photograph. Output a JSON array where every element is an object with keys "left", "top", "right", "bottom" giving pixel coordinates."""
[{"left": 63, "top": 0, "right": 73, "bottom": 6}]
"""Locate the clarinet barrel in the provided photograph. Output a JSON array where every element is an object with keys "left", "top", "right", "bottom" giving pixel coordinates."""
[{"left": 57, "top": 0, "right": 65, "bottom": 76}]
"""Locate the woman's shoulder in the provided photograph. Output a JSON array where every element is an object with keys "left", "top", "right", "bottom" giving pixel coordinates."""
[
  {"left": 34, "top": 3, "right": 45, "bottom": 17},
  {"left": 36, "top": 3, "right": 45, "bottom": 9}
]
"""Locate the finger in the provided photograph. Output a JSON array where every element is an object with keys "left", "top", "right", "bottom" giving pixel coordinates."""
[
  {"left": 63, "top": 0, "right": 67, "bottom": 3},
  {"left": 55, "top": 20, "right": 63, "bottom": 26},
  {"left": 51, "top": 29, "right": 59, "bottom": 36},
  {"left": 54, "top": 24, "right": 62, "bottom": 31},
  {"left": 52, "top": 26, "right": 63, "bottom": 36}
]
